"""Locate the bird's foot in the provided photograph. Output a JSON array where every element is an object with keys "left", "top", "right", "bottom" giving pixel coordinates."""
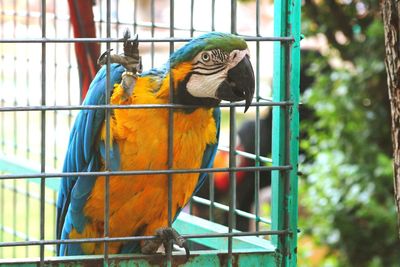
[
  {"left": 141, "top": 227, "right": 190, "bottom": 260},
  {"left": 97, "top": 28, "right": 142, "bottom": 72},
  {"left": 97, "top": 28, "right": 142, "bottom": 98}
]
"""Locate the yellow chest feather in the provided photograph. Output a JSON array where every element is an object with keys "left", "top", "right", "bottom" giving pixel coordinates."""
[{"left": 75, "top": 76, "right": 218, "bottom": 254}]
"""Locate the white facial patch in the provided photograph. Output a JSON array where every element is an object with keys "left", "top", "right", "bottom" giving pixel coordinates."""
[{"left": 186, "top": 49, "right": 249, "bottom": 99}]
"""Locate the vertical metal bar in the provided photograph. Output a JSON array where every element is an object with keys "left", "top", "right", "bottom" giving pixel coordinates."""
[
  {"left": 168, "top": 0, "right": 175, "bottom": 233},
  {"left": 53, "top": 2, "right": 59, "bottom": 249},
  {"left": 254, "top": 0, "right": 261, "bottom": 234},
  {"left": 150, "top": 0, "right": 155, "bottom": 68},
  {"left": 40, "top": 0, "right": 47, "bottom": 265},
  {"left": 25, "top": 181, "right": 30, "bottom": 256},
  {"left": 0, "top": 180, "right": 3, "bottom": 258},
  {"left": 25, "top": 0, "right": 31, "bottom": 160},
  {"left": 167, "top": 0, "right": 175, "bottom": 266},
  {"left": 0, "top": 0, "right": 4, "bottom": 153},
  {"left": 208, "top": 0, "right": 216, "bottom": 222},
  {"left": 228, "top": 1, "right": 237, "bottom": 266},
  {"left": 13, "top": 0, "right": 17, "bottom": 156},
  {"left": 133, "top": 0, "right": 137, "bottom": 34},
  {"left": 12, "top": 179, "right": 16, "bottom": 257},
  {"left": 188, "top": 0, "right": 195, "bottom": 216},
  {"left": 190, "top": 0, "right": 194, "bottom": 37},
  {"left": 0, "top": 2, "right": 5, "bottom": 255},
  {"left": 211, "top": 0, "right": 215, "bottom": 31},
  {"left": 25, "top": 1, "right": 31, "bottom": 255},
  {"left": 53, "top": 0, "right": 58, "bottom": 169},
  {"left": 286, "top": 0, "right": 301, "bottom": 265},
  {"left": 271, "top": 0, "right": 288, "bottom": 254},
  {"left": 272, "top": 0, "right": 301, "bottom": 266},
  {"left": 67, "top": 14, "right": 73, "bottom": 127},
  {"left": 52, "top": 190, "right": 57, "bottom": 255},
  {"left": 104, "top": 0, "right": 112, "bottom": 265},
  {"left": 99, "top": 0, "right": 103, "bottom": 38},
  {"left": 116, "top": 0, "right": 120, "bottom": 47}
]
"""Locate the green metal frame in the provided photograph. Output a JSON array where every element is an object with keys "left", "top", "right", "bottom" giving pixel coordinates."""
[{"left": 272, "top": 0, "right": 301, "bottom": 266}]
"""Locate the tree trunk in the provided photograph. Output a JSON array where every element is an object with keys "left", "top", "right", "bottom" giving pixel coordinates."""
[{"left": 381, "top": 0, "right": 400, "bottom": 237}]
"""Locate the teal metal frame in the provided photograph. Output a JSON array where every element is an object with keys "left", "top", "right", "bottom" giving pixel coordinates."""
[
  {"left": 272, "top": 0, "right": 301, "bottom": 266},
  {"left": 0, "top": 0, "right": 301, "bottom": 265}
]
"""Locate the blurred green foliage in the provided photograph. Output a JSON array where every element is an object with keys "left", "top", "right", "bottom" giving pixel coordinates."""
[{"left": 300, "top": 0, "right": 400, "bottom": 266}]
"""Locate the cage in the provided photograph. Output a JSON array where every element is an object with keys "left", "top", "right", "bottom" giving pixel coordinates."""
[{"left": 0, "top": 0, "right": 301, "bottom": 266}]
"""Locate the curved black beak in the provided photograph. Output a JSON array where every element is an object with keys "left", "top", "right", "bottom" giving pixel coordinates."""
[{"left": 215, "top": 55, "right": 255, "bottom": 112}]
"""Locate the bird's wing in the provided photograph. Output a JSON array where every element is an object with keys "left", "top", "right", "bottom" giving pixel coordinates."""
[
  {"left": 195, "top": 107, "right": 221, "bottom": 194},
  {"left": 56, "top": 64, "right": 125, "bottom": 255}
]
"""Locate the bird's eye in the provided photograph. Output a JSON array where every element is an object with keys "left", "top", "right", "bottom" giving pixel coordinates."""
[{"left": 201, "top": 52, "right": 210, "bottom": 62}]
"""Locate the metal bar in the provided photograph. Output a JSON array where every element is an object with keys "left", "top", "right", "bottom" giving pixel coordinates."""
[
  {"left": 0, "top": 230, "right": 288, "bottom": 248},
  {"left": 211, "top": 0, "right": 215, "bottom": 31},
  {"left": 228, "top": 1, "right": 237, "bottom": 266},
  {"left": 271, "top": 0, "right": 301, "bottom": 266},
  {"left": 53, "top": 0, "right": 58, "bottom": 170},
  {"left": 167, "top": 0, "right": 175, "bottom": 265},
  {"left": 188, "top": 0, "right": 195, "bottom": 217},
  {"left": 286, "top": 0, "right": 301, "bottom": 265},
  {"left": 209, "top": 0, "right": 216, "bottom": 222},
  {"left": 0, "top": 101, "right": 293, "bottom": 112},
  {"left": 133, "top": 0, "right": 137, "bottom": 34},
  {"left": 25, "top": 180, "right": 30, "bottom": 257},
  {"left": 0, "top": 180, "right": 3, "bottom": 258},
  {"left": 0, "top": 0, "right": 4, "bottom": 153},
  {"left": 0, "top": 36, "right": 295, "bottom": 44},
  {"left": 0, "top": 165, "right": 292, "bottom": 180},
  {"left": 66, "top": 13, "right": 73, "bottom": 128},
  {"left": 254, "top": 0, "right": 261, "bottom": 234},
  {"left": 0, "top": 251, "right": 279, "bottom": 266},
  {"left": 40, "top": 0, "right": 47, "bottom": 265},
  {"left": 271, "top": 0, "right": 289, "bottom": 260},
  {"left": 218, "top": 146, "right": 272, "bottom": 163},
  {"left": 12, "top": 180, "right": 16, "bottom": 258},
  {"left": 103, "top": 0, "right": 112, "bottom": 264},
  {"left": 192, "top": 196, "right": 271, "bottom": 225},
  {"left": 12, "top": 0, "right": 17, "bottom": 157},
  {"left": 190, "top": 0, "right": 194, "bottom": 37},
  {"left": 150, "top": 0, "right": 155, "bottom": 68}
]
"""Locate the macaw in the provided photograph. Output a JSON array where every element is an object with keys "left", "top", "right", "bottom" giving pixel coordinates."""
[{"left": 56, "top": 31, "right": 255, "bottom": 257}]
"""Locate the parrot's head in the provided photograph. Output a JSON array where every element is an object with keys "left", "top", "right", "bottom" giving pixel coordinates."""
[{"left": 170, "top": 32, "right": 255, "bottom": 112}]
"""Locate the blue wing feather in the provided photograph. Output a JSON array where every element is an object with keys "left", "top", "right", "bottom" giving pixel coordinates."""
[
  {"left": 195, "top": 107, "right": 221, "bottom": 193},
  {"left": 56, "top": 64, "right": 125, "bottom": 256}
]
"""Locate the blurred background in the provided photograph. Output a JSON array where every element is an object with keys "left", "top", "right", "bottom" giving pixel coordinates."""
[{"left": 0, "top": 0, "right": 399, "bottom": 266}]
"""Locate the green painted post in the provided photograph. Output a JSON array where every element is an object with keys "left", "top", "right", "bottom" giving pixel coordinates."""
[{"left": 271, "top": 0, "right": 301, "bottom": 266}]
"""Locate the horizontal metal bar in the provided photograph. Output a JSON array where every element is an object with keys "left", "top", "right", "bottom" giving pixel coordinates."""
[
  {"left": 0, "top": 226, "right": 55, "bottom": 253},
  {"left": 0, "top": 250, "right": 278, "bottom": 266},
  {"left": 0, "top": 165, "right": 292, "bottom": 180},
  {"left": 218, "top": 146, "right": 272, "bottom": 163},
  {"left": 192, "top": 196, "right": 271, "bottom": 225},
  {"left": 0, "top": 230, "right": 289, "bottom": 248},
  {"left": 0, "top": 101, "right": 293, "bottom": 112},
  {"left": 0, "top": 36, "right": 294, "bottom": 44}
]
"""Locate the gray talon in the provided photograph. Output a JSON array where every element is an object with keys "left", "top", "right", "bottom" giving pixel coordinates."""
[
  {"left": 97, "top": 49, "right": 114, "bottom": 66},
  {"left": 141, "top": 227, "right": 190, "bottom": 261},
  {"left": 97, "top": 28, "right": 142, "bottom": 98},
  {"left": 97, "top": 28, "right": 141, "bottom": 73}
]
